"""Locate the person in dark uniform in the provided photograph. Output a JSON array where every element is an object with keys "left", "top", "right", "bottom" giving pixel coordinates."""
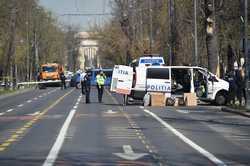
[
  {"left": 226, "top": 70, "right": 237, "bottom": 105},
  {"left": 236, "top": 67, "right": 246, "bottom": 106},
  {"left": 60, "top": 72, "right": 66, "bottom": 90},
  {"left": 83, "top": 72, "right": 91, "bottom": 103}
]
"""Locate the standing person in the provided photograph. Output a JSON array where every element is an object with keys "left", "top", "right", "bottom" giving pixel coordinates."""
[
  {"left": 83, "top": 72, "right": 91, "bottom": 103},
  {"left": 96, "top": 70, "right": 106, "bottom": 103},
  {"left": 236, "top": 67, "right": 246, "bottom": 106},
  {"left": 80, "top": 71, "right": 86, "bottom": 94},
  {"left": 226, "top": 70, "right": 237, "bottom": 105},
  {"left": 60, "top": 72, "right": 66, "bottom": 90}
]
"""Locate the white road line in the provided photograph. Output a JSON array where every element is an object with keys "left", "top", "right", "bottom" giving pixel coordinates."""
[
  {"left": 34, "top": 97, "right": 38, "bottom": 100},
  {"left": 0, "top": 112, "right": 5, "bottom": 116},
  {"left": 6, "top": 109, "right": 14, "bottom": 113},
  {"left": 27, "top": 100, "right": 32, "bottom": 103},
  {"left": 73, "top": 106, "right": 77, "bottom": 109},
  {"left": 43, "top": 109, "right": 76, "bottom": 166},
  {"left": 176, "top": 109, "right": 189, "bottom": 114},
  {"left": 39, "top": 95, "right": 42, "bottom": 98},
  {"left": 18, "top": 104, "right": 24, "bottom": 107},
  {"left": 143, "top": 109, "right": 226, "bottom": 166}
]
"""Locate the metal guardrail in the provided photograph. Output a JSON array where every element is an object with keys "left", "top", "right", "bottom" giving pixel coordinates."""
[{"left": 17, "top": 79, "right": 70, "bottom": 86}]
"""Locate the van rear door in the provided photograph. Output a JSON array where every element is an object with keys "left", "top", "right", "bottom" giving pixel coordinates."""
[
  {"left": 110, "top": 65, "right": 133, "bottom": 95},
  {"left": 146, "top": 67, "right": 171, "bottom": 92}
]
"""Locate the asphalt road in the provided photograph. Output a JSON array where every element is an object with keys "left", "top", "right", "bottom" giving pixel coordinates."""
[{"left": 0, "top": 87, "right": 250, "bottom": 166}]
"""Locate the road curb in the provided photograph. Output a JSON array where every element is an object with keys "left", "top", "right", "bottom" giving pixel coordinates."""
[
  {"left": 221, "top": 106, "right": 250, "bottom": 118},
  {"left": 169, "top": 105, "right": 222, "bottom": 111}
]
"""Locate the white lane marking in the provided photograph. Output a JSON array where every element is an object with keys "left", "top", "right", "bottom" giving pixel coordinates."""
[
  {"left": 106, "top": 110, "right": 116, "bottom": 114},
  {"left": 34, "top": 97, "right": 38, "bottom": 100},
  {"left": 27, "top": 111, "right": 41, "bottom": 116},
  {"left": 139, "top": 106, "right": 144, "bottom": 109},
  {"left": 18, "top": 104, "right": 24, "bottom": 107},
  {"left": 6, "top": 109, "right": 14, "bottom": 113},
  {"left": 0, "top": 112, "right": 5, "bottom": 116},
  {"left": 176, "top": 109, "right": 189, "bottom": 114},
  {"left": 113, "top": 145, "right": 148, "bottom": 160},
  {"left": 143, "top": 109, "right": 226, "bottom": 166},
  {"left": 43, "top": 109, "right": 76, "bottom": 166},
  {"left": 27, "top": 100, "right": 32, "bottom": 103},
  {"left": 73, "top": 106, "right": 77, "bottom": 109},
  {"left": 39, "top": 95, "right": 42, "bottom": 98}
]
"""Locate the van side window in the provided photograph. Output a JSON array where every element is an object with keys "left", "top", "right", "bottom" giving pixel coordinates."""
[
  {"left": 104, "top": 71, "right": 112, "bottom": 77},
  {"left": 147, "top": 68, "right": 169, "bottom": 79}
]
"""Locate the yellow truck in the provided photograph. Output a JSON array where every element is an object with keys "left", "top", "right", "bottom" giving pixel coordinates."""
[
  {"left": 39, "top": 63, "right": 63, "bottom": 81},
  {"left": 38, "top": 63, "right": 64, "bottom": 88}
]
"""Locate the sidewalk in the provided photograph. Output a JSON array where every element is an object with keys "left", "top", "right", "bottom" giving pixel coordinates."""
[{"left": 221, "top": 106, "right": 250, "bottom": 118}]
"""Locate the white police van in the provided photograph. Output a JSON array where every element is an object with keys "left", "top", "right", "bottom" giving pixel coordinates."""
[
  {"left": 128, "top": 56, "right": 165, "bottom": 101},
  {"left": 111, "top": 65, "right": 229, "bottom": 105},
  {"left": 145, "top": 66, "right": 229, "bottom": 105}
]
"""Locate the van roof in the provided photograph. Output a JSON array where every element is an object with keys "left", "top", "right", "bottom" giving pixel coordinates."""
[
  {"left": 147, "top": 65, "right": 206, "bottom": 70},
  {"left": 91, "top": 68, "right": 113, "bottom": 71}
]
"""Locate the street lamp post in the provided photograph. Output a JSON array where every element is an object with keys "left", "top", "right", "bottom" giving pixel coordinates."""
[
  {"left": 149, "top": 0, "right": 153, "bottom": 53},
  {"left": 168, "top": 0, "right": 173, "bottom": 65},
  {"left": 244, "top": 0, "right": 249, "bottom": 110}
]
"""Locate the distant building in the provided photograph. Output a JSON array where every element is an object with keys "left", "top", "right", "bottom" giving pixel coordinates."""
[{"left": 76, "top": 32, "right": 99, "bottom": 70}]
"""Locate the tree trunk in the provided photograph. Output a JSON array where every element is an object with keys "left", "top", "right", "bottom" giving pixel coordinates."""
[
  {"left": 205, "top": 0, "right": 219, "bottom": 75},
  {"left": 3, "top": 0, "right": 17, "bottom": 88}
]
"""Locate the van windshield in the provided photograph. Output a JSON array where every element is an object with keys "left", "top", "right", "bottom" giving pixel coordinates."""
[
  {"left": 147, "top": 68, "right": 169, "bottom": 79},
  {"left": 42, "top": 66, "right": 57, "bottom": 72}
]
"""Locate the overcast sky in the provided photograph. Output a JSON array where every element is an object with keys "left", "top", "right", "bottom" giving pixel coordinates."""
[{"left": 39, "top": 0, "right": 111, "bottom": 31}]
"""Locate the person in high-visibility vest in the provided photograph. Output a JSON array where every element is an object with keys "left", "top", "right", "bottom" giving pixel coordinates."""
[{"left": 96, "top": 71, "right": 106, "bottom": 103}]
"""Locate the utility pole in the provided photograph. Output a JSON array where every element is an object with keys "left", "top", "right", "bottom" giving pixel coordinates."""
[
  {"left": 244, "top": 0, "right": 249, "bottom": 109},
  {"left": 168, "top": 0, "right": 174, "bottom": 65},
  {"left": 149, "top": 0, "right": 153, "bottom": 53},
  {"left": 194, "top": 0, "right": 198, "bottom": 65}
]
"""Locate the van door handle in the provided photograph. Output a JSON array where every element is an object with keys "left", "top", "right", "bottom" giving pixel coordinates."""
[{"left": 118, "top": 80, "right": 124, "bottom": 82}]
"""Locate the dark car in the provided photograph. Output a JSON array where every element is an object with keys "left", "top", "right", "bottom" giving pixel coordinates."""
[{"left": 70, "top": 72, "right": 81, "bottom": 88}]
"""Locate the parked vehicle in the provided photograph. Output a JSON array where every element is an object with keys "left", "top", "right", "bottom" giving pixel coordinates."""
[
  {"left": 111, "top": 65, "right": 229, "bottom": 105},
  {"left": 39, "top": 63, "right": 63, "bottom": 81},
  {"left": 70, "top": 72, "right": 81, "bottom": 88},
  {"left": 129, "top": 56, "right": 164, "bottom": 99},
  {"left": 88, "top": 68, "right": 113, "bottom": 86},
  {"left": 38, "top": 63, "right": 64, "bottom": 89}
]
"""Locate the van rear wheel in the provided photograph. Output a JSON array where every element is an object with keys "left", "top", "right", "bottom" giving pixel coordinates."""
[{"left": 215, "top": 92, "right": 226, "bottom": 105}]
